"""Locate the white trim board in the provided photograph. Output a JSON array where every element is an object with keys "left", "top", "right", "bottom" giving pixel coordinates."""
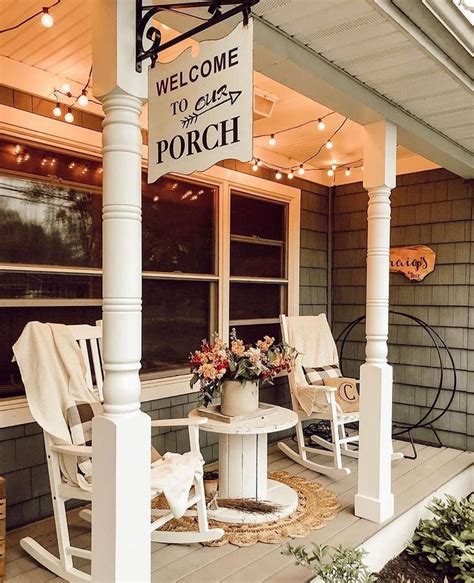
[{"left": 359, "top": 463, "right": 474, "bottom": 573}]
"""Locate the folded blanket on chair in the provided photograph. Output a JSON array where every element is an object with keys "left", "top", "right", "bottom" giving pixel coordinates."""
[
  {"left": 150, "top": 452, "right": 203, "bottom": 518},
  {"left": 13, "top": 322, "right": 98, "bottom": 489}
]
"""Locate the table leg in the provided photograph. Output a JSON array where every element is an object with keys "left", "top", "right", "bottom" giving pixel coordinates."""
[{"left": 218, "top": 433, "right": 267, "bottom": 499}]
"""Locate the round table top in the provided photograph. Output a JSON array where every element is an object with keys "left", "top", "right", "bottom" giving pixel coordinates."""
[{"left": 189, "top": 405, "right": 298, "bottom": 435}]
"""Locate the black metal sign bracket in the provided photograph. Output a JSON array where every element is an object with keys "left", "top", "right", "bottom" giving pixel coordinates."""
[{"left": 136, "top": 0, "right": 259, "bottom": 72}]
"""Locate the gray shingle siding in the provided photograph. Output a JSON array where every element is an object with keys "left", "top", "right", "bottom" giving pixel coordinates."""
[{"left": 332, "top": 169, "right": 473, "bottom": 453}]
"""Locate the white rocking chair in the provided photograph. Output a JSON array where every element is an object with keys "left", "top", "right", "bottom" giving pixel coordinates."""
[
  {"left": 19, "top": 323, "right": 223, "bottom": 582},
  {"left": 278, "top": 315, "right": 402, "bottom": 480}
]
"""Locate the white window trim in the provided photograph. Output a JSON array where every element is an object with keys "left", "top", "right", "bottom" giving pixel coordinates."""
[{"left": 0, "top": 161, "right": 300, "bottom": 428}]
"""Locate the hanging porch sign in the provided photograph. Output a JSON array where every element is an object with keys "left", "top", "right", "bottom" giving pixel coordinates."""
[
  {"left": 389, "top": 245, "right": 436, "bottom": 281},
  {"left": 147, "top": 20, "right": 253, "bottom": 183}
]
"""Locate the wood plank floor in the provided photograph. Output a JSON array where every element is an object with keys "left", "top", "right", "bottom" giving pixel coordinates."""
[{"left": 5, "top": 440, "right": 472, "bottom": 583}]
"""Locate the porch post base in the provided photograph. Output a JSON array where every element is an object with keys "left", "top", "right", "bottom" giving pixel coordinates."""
[
  {"left": 92, "top": 411, "right": 151, "bottom": 581},
  {"left": 354, "top": 492, "right": 394, "bottom": 524}
]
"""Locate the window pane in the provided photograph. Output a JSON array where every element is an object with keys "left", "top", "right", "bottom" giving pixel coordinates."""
[
  {"left": 230, "top": 241, "right": 285, "bottom": 278},
  {"left": 143, "top": 178, "right": 216, "bottom": 274},
  {"left": 0, "top": 306, "right": 102, "bottom": 398},
  {"left": 230, "top": 283, "right": 286, "bottom": 321},
  {"left": 0, "top": 175, "right": 102, "bottom": 267},
  {"left": 142, "top": 279, "right": 216, "bottom": 374},
  {"left": 0, "top": 272, "right": 101, "bottom": 299},
  {"left": 231, "top": 192, "right": 285, "bottom": 240},
  {"left": 233, "top": 323, "right": 282, "bottom": 346}
]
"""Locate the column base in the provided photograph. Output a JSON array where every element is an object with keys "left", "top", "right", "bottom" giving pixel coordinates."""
[{"left": 354, "top": 492, "right": 394, "bottom": 523}]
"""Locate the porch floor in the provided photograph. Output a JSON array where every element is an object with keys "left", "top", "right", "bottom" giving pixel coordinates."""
[{"left": 5, "top": 439, "right": 472, "bottom": 583}]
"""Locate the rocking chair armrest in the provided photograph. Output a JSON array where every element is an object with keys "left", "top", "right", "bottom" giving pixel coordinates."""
[
  {"left": 151, "top": 417, "right": 208, "bottom": 428},
  {"left": 50, "top": 444, "right": 93, "bottom": 457}
]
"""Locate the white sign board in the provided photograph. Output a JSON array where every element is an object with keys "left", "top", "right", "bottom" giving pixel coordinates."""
[{"left": 148, "top": 21, "right": 253, "bottom": 183}]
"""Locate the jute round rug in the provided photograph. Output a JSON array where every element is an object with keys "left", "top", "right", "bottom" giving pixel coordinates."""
[{"left": 151, "top": 471, "right": 341, "bottom": 547}]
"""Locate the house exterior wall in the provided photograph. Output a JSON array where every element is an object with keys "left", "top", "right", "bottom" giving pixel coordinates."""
[
  {"left": 0, "top": 165, "right": 330, "bottom": 530},
  {"left": 332, "top": 169, "right": 473, "bottom": 452}
]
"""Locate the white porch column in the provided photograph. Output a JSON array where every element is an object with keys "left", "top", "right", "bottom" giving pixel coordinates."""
[
  {"left": 354, "top": 120, "right": 397, "bottom": 523},
  {"left": 91, "top": 2, "right": 150, "bottom": 581}
]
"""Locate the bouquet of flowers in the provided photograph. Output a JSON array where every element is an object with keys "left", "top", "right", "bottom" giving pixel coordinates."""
[{"left": 190, "top": 329, "right": 296, "bottom": 407}]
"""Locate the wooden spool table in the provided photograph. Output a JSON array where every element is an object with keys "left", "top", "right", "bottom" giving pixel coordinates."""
[{"left": 189, "top": 405, "right": 298, "bottom": 524}]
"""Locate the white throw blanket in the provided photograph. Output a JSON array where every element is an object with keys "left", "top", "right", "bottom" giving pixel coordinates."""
[
  {"left": 286, "top": 314, "right": 339, "bottom": 415},
  {"left": 13, "top": 322, "right": 97, "bottom": 488},
  {"left": 151, "top": 452, "right": 203, "bottom": 518}
]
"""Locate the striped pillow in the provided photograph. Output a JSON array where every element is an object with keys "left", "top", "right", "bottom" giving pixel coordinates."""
[{"left": 303, "top": 364, "right": 342, "bottom": 386}]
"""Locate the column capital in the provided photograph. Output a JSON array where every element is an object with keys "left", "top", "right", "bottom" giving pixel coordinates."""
[
  {"left": 363, "top": 120, "right": 397, "bottom": 191},
  {"left": 92, "top": 0, "right": 147, "bottom": 101}
]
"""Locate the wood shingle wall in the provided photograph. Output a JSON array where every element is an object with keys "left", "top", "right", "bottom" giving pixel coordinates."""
[{"left": 332, "top": 169, "right": 473, "bottom": 451}]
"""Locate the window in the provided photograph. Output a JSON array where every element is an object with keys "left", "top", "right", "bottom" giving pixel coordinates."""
[
  {"left": 229, "top": 192, "right": 288, "bottom": 343},
  {"left": 0, "top": 139, "right": 300, "bottom": 405}
]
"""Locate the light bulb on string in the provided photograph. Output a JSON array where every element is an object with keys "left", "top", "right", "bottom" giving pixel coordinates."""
[
  {"left": 288, "top": 171, "right": 294, "bottom": 179},
  {"left": 61, "top": 83, "right": 71, "bottom": 94},
  {"left": 257, "top": 159, "right": 263, "bottom": 167},
  {"left": 298, "top": 165, "right": 305, "bottom": 176},
  {"left": 41, "top": 8, "right": 54, "bottom": 28},
  {"left": 16, "top": 155, "right": 23, "bottom": 164},
  {"left": 325, "top": 140, "right": 333, "bottom": 150},
  {"left": 64, "top": 108, "right": 74, "bottom": 123},
  {"left": 252, "top": 162, "right": 259, "bottom": 172},
  {"left": 275, "top": 171, "right": 282, "bottom": 180},
  {"left": 77, "top": 90, "right": 89, "bottom": 107},
  {"left": 361, "top": 165, "right": 364, "bottom": 171},
  {"left": 345, "top": 167, "right": 351, "bottom": 176},
  {"left": 331, "top": 163, "right": 337, "bottom": 171},
  {"left": 317, "top": 118, "right": 326, "bottom": 131},
  {"left": 14, "top": 144, "right": 21, "bottom": 154},
  {"left": 268, "top": 134, "right": 276, "bottom": 146},
  {"left": 53, "top": 103, "right": 61, "bottom": 117},
  {"left": 68, "top": 162, "right": 75, "bottom": 169},
  {"left": 24, "top": 153, "right": 30, "bottom": 161},
  {"left": 327, "top": 169, "right": 334, "bottom": 177},
  {"left": 41, "top": 158, "right": 47, "bottom": 167}
]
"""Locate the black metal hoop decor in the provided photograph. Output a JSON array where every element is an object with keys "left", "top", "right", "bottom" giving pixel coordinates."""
[{"left": 335, "top": 311, "right": 458, "bottom": 460}]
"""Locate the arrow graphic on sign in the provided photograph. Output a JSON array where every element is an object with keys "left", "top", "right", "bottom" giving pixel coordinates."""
[{"left": 181, "top": 90, "right": 242, "bottom": 128}]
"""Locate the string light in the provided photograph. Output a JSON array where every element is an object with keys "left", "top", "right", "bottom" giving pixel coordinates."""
[
  {"left": 257, "top": 159, "right": 263, "bottom": 167},
  {"left": 40, "top": 8, "right": 54, "bottom": 28},
  {"left": 317, "top": 118, "right": 326, "bottom": 131},
  {"left": 252, "top": 161, "right": 259, "bottom": 172},
  {"left": 345, "top": 167, "right": 351, "bottom": 176},
  {"left": 325, "top": 140, "right": 333, "bottom": 150},
  {"left": 51, "top": 65, "right": 94, "bottom": 121},
  {"left": 275, "top": 171, "right": 282, "bottom": 180},
  {"left": 331, "top": 163, "right": 337, "bottom": 171},
  {"left": 81, "top": 165, "right": 88, "bottom": 174},
  {"left": 287, "top": 171, "right": 294, "bottom": 179},
  {"left": 77, "top": 89, "right": 89, "bottom": 107},
  {"left": 41, "top": 158, "right": 47, "bottom": 166},
  {"left": 24, "top": 153, "right": 30, "bottom": 161},
  {"left": 327, "top": 169, "right": 334, "bottom": 177},
  {"left": 14, "top": 144, "right": 21, "bottom": 154},
  {"left": 298, "top": 165, "right": 305, "bottom": 176},
  {"left": 268, "top": 134, "right": 276, "bottom": 146},
  {"left": 361, "top": 165, "right": 364, "bottom": 171},
  {"left": 0, "top": 0, "right": 61, "bottom": 34},
  {"left": 64, "top": 107, "right": 74, "bottom": 123}
]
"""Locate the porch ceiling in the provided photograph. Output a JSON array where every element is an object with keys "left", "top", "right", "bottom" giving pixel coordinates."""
[
  {"left": 253, "top": 0, "right": 473, "bottom": 154},
  {"left": 1, "top": 0, "right": 472, "bottom": 179}
]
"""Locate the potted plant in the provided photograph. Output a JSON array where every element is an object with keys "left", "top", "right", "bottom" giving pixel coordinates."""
[{"left": 189, "top": 329, "right": 296, "bottom": 416}]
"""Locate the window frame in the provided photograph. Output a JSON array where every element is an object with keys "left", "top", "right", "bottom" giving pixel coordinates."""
[{"left": 0, "top": 160, "right": 300, "bottom": 428}]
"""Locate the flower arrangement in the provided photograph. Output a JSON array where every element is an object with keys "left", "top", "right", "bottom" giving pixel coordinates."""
[{"left": 190, "top": 329, "right": 296, "bottom": 407}]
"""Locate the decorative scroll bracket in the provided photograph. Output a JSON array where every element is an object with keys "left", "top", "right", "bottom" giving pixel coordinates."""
[{"left": 136, "top": 0, "right": 259, "bottom": 72}]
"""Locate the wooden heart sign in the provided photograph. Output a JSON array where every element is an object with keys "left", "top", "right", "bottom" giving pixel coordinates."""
[{"left": 390, "top": 245, "right": 436, "bottom": 282}]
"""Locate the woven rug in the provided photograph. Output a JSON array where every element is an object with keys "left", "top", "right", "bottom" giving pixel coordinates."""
[{"left": 151, "top": 470, "right": 341, "bottom": 547}]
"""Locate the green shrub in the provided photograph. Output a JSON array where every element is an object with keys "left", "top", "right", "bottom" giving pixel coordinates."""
[
  {"left": 282, "top": 543, "right": 377, "bottom": 582},
  {"left": 406, "top": 493, "right": 474, "bottom": 581}
]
